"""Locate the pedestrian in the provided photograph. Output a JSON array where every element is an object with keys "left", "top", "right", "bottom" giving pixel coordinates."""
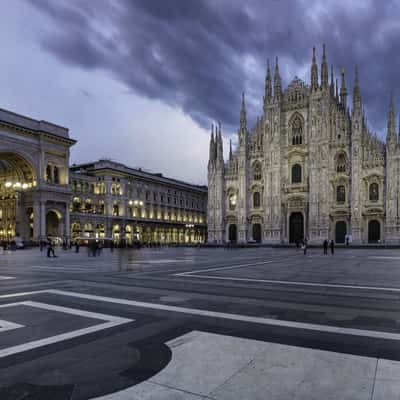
[
  {"left": 110, "top": 240, "right": 114, "bottom": 253},
  {"left": 323, "top": 239, "right": 328, "bottom": 255},
  {"left": 301, "top": 240, "right": 307, "bottom": 255},
  {"left": 345, "top": 234, "right": 349, "bottom": 247},
  {"left": 46, "top": 237, "right": 57, "bottom": 258},
  {"left": 75, "top": 240, "right": 80, "bottom": 253},
  {"left": 330, "top": 239, "right": 335, "bottom": 255}
]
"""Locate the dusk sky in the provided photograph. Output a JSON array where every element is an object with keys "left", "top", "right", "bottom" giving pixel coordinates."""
[{"left": 1, "top": 1, "right": 400, "bottom": 185}]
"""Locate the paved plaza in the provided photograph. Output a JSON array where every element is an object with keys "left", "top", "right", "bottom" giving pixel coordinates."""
[{"left": 1, "top": 246, "right": 400, "bottom": 399}]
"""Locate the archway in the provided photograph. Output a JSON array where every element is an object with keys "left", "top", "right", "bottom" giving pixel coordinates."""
[
  {"left": 0, "top": 152, "right": 36, "bottom": 241},
  {"left": 46, "top": 210, "right": 60, "bottom": 238},
  {"left": 252, "top": 223, "right": 262, "bottom": 243},
  {"left": 335, "top": 221, "right": 347, "bottom": 243},
  {"left": 228, "top": 224, "right": 237, "bottom": 243},
  {"left": 368, "top": 220, "right": 380, "bottom": 243},
  {"left": 289, "top": 212, "right": 304, "bottom": 243}
]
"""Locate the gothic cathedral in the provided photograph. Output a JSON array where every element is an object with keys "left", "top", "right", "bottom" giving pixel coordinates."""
[{"left": 207, "top": 45, "right": 400, "bottom": 245}]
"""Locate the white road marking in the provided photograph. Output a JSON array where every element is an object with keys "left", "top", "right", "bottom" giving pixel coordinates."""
[
  {"left": 4, "top": 288, "right": 400, "bottom": 344},
  {"left": 0, "top": 276, "right": 15, "bottom": 280},
  {"left": 46, "top": 289, "right": 400, "bottom": 341},
  {"left": 0, "top": 300, "right": 132, "bottom": 358},
  {"left": 174, "top": 260, "right": 276, "bottom": 276},
  {"left": 178, "top": 273, "right": 400, "bottom": 293},
  {"left": 0, "top": 319, "right": 24, "bottom": 332}
]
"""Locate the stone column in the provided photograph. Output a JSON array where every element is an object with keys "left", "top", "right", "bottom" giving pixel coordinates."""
[
  {"left": 65, "top": 205, "right": 70, "bottom": 240},
  {"left": 40, "top": 201, "right": 46, "bottom": 239}
]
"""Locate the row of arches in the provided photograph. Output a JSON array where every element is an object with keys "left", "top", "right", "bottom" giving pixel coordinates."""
[{"left": 226, "top": 217, "right": 382, "bottom": 244}]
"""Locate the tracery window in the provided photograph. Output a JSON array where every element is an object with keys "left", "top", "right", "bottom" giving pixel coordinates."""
[
  {"left": 292, "top": 115, "right": 303, "bottom": 145},
  {"left": 291, "top": 164, "right": 302, "bottom": 184},
  {"left": 369, "top": 183, "right": 379, "bottom": 201},
  {"left": 336, "top": 185, "right": 345, "bottom": 203},
  {"left": 228, "top": 193, "right": 237, "bottom": 210},
  {"left": 336, "top": 153, "right": 347, "bottom": 173},
  {"left": 253, "top": 162, "right": 262, "bottom": 180},
  {"left": 253, "top": 192, "right": 261, "bottom": 208}
]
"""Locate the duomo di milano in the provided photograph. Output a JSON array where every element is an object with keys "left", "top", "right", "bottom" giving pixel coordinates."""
[{"left": 207, "top": 45, "right": 400, "bottom": 245}]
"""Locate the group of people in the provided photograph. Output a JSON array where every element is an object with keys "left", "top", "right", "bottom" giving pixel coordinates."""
[{"left": 296, "top": 238, "right": 336, "bottom": 255}]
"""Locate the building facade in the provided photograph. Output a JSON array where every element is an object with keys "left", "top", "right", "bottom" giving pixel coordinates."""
[
  {"left": 0, "top": 109, "right": 207, "bottom": 245},
  {"left": 0, "top": 108, "right": 75, "bottom": 243},
  {"left": 207, "top": 45, "right": 400, "bottom": 245},
  {"left": 69, "top": 160, "right": 207, "bottom": 244}
]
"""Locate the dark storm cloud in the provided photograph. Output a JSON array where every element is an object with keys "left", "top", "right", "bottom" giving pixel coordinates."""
[{"left": 26, "top": 0, "right": 400, "bottom": 137}]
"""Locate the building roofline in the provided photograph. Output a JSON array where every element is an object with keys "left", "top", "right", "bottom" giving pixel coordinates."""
[
  {"left": 70, "top": 159, "right": 208, "bottom": 192},
  {"left": 0, "top": 107, "right": 76, "bottom": 143}
]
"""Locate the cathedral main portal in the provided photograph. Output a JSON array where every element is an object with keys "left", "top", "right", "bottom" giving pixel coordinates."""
[{"left": 289, "top": 212, "right": 304, "bottom": 243}]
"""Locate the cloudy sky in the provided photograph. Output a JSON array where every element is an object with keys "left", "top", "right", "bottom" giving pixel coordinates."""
[{"left": 1, "top": 1, "right": 400, "bottom": 184}]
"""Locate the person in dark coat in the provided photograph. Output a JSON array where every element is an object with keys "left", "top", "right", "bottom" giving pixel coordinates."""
[
  {"left": 323, "top": 239, "right": 328, "bottom": 255},
  {"left": 330, "top": 239, "right": 335, "bottom": 255},
  {"left": 46, "top": 238, "right": 56, "bottom": 258}
]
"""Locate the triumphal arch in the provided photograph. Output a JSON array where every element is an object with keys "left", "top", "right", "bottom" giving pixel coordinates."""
[{"left": 0, "top": 108, "right": 75, "bottom": 244}]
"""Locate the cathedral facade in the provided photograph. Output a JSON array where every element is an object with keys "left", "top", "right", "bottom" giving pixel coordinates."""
[{"left": 207, "top": 45, "right": 400, "bottom": 245}]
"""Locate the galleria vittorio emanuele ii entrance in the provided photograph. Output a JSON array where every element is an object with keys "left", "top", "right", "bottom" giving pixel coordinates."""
[{"left": 0, "top": 109, "right": 75, "bottom": 244}]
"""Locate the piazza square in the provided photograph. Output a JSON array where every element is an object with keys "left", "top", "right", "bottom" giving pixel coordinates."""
[{"left": 2, "top": 1, "right": 400, "bottom": 399}]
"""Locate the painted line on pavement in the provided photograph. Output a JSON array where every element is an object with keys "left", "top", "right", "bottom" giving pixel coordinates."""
[
  {"left": 0, "top": 300, "right": 132, "bottom": 358},
  {"left": 0, "top": 276, "right": 15, "bottom": 280},
  {"left": 174, "top": 260, "right": 276, "bottom": 276},
  {"left": 4, "top": 288, "right": 400, "bottom": 342},
  {"left": 176, "top": 273, "right": 400, "bottom": 293}
]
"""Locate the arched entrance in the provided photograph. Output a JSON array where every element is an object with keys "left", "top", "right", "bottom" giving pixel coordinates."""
[
  {"left": 289, "top": 212, "right": 304, "bottom": 243},
  {"left": 228, "top": 224, "right": 237, "bottom": 243},
  {"left": 252, "top": 224, "right": 262, "bottom": 243},
  {"left": 46, "top": 210, "right": 60, "bottom": 237},
  {"left": 368, "top": 220, "right": 380, "bottom": 243},
  {"left": 335, "top": 221, "right": 347, "bottom": 243},
  {"left": 0, "top": 152, "right": 36, "bottom": 241}
]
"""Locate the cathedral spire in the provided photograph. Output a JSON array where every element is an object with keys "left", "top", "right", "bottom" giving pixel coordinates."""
[
  {"left": 321, "top": 44, "right": 328, "bottom": 89},
  {"left": 240, "top": 92, "right": 247, "bottom": 130},
  {"left": 264, "top": 59, "right": 272, "bottom": 108},
  {"left": 387, "top": 93, "right": 397, "bottom": 147},
  {"left": 330, "top": 65, "right": 335, "bottom": 97},
  {"left": 311, "top": 46, "right": 319, "bottom": 91},
  {"left": 216, "top": 121, "right": 224, "bottom": 163},
  {"left": 229, "top": 138, "right": 233, "bottom": 161},
  {"left": 208, "top": 124, "right": 216, "bottom": 169},
  {"left": 335, "top": 78, "right": 339, "bottom": 101},
  {"left": 274, "top": 57, "right": 282, "bottom": 100},
  {"left": 340, "top": 67, "right": 347, "bottom": 108},
  {"left": 353, "top": 65, "right": 361, "bottom": 111}
]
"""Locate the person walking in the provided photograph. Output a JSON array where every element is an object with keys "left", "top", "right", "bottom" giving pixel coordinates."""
[
  {"left": 46, "top": 238, "right": 57, "bottom": 258},
  {"left": 323, "top": 239, "right": 328, "bottom": 255},
  {"left": 330, "top": 239, "right": 335, "bottom": 255},
  {"left": 75, "top": 240, "right": 80, "bottom": 253},
  {"left": 302, "top": 240, "right": 307, "bottom": 255}
]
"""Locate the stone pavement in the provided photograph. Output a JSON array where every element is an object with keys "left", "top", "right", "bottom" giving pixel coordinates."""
[{"left": 0, "top": 246, "right": 400, "bottom": 399}]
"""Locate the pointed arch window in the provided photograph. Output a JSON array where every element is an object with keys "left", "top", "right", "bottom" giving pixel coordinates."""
[
  {"left": 291, "top": 164, "right": 302, "bottom": 184},
  {"left": 253, "top": 192, "right": 261, "bottom": 208},
  {"left": 336, "top": 153, "right": 347, "bottom": 173},
  {"left": 228, "top": 193, "right": 237, "bottom": 210},
  {"left": 292, "top": 115, "right": 303, "bottom": 145},
  {"left": 336, "top": 185, "right": 345, "bottom": 203},
  {"left": 369, "top": 183, "right": 379, "bottom": 201},
  {"left": 253, "top": 162, "right": 262, "bottom": 180}
]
